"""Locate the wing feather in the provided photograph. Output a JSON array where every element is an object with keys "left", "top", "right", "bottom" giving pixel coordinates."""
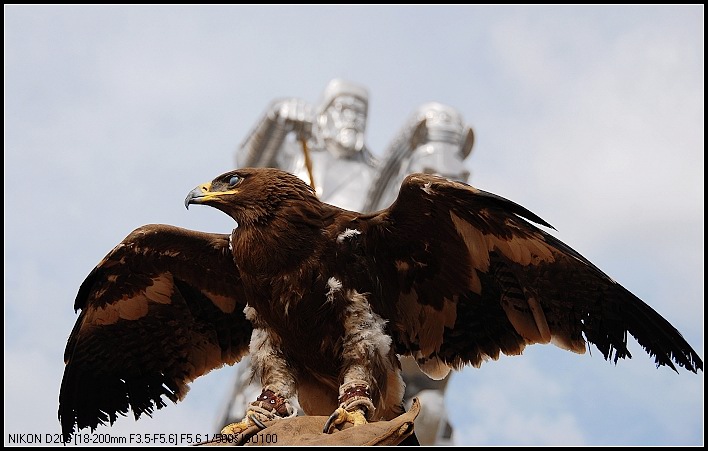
[
  {"left": 59, "top": 224, "right": 251, "bottom": 442},
  {"left": 366, "top": 174, "right": 702, "bottom": 378}
]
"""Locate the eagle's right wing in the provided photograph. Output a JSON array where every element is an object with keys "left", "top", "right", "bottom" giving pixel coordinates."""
[
  {"left": 363, "top": 173, "right": 702, "bottom": 379},
  {"left": 59, "top": 224, "right": 252, "bottom": 442}
]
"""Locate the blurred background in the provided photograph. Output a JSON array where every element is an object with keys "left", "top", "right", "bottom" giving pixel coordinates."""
[{"left": 5, "top": 5, "right": 703, "bottom": 446}]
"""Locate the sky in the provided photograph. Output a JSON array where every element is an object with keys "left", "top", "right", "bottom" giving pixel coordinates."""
[{"left": 4, "top": 5, "right": 704, "bottom": 447}]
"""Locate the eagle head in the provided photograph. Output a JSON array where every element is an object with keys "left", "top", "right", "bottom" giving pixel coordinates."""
[{"left": 185, "top": 167, "right": 318, "bottom": 226}]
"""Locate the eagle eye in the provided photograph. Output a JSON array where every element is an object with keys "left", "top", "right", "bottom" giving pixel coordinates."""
[{"left": 227, "top": 175, "right": 242, "bottom": 188}]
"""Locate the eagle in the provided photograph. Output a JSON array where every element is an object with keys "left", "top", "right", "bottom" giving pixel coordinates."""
[{"left": 59, "top": 167, "right": 703, "bottom": 442}]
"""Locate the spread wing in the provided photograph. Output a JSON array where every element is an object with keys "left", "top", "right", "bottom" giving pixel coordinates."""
[
  {"left": 365, "top": 174, "right": 703, "bottom": 379},
  {"left": 59, "top": 224, "right": 252, "bottom": 441}
]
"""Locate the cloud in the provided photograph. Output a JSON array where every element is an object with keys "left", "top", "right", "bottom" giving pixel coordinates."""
[{"left": 447, "top": 357, "right": 586, "bottom": 445}]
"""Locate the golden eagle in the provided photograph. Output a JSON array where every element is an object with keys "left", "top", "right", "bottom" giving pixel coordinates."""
[{"left": 59, "top": 167, "right": 703, "bottom": 441}]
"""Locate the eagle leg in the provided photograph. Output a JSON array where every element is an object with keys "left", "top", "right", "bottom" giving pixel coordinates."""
[
  {"left": 220, "top": 389, "right": 296, "bottom": 436},
  {"left": 323, "top": 383, "right": 375, "bottom": 433}
]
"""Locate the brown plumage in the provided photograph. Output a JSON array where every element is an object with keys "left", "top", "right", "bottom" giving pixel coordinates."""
[{"left": 59, "top": 167, "right": 703, "bottom": 442}]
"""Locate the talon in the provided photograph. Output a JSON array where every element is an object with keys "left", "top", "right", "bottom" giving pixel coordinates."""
[
  {"left": 323, "top": 408, "right": 342, "bottom": 433},
  {"left": 322, "top": 407, "right": 368, "bottom": 433},
  {"left": 248, "top": 413, "right": 268, "bottom": 430},
  {"left": 220, "top": 407, "right": 272, "bottom": 436}
]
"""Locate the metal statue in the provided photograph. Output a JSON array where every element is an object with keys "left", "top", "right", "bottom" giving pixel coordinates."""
[{"left": 221, "top": 79, "right": 475, "bottom": 445}]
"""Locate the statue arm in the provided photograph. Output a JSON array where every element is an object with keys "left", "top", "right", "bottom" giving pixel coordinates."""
[
  {"left": 363, "top": 120, "right": 427, "bottom": 212},
  {"left": 236, "top": 98, "right": 314, "bottom": 168}
]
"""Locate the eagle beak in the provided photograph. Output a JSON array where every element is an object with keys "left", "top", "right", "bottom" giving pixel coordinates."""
[{"left": 185, "top": 183, "right": 211, "bottom": 210}]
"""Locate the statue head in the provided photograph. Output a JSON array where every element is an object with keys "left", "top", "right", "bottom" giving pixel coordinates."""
[
  {"left": 405, "top": 102, "right": 474, "bottom": 182},
  {"left": 317, "top": 79, "right": 370, "bottom": 158}
]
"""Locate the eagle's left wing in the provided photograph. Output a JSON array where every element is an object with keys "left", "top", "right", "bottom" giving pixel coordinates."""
[
  {"left": 364, "top": 174, "right": 702, "bottom": 380},
  {"left": 59, "top": 224, "right": 252, "bottom": 441}
]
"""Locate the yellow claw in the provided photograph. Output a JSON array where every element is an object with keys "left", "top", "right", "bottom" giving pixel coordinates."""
[
  {"left": 220, "top": 409, "right": 267, "bottom": 436},
  {"left": 323, "top": 407, "right": 368, "bottom": 433},
  {"left": 220, "top": 419, "right": 250, "bottom": 436}
]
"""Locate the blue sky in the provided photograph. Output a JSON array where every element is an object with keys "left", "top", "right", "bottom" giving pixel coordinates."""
[{"left": 5, "top": 5, "right": 703, "bottom": 446}]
